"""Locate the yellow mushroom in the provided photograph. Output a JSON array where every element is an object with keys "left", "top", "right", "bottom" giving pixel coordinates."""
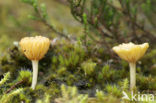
[
  {"left": 112, "top": 42, "right": 149, "bottom": 90},
  {"left": 20, "top": 36, "right": 50, "bottom": 89}
]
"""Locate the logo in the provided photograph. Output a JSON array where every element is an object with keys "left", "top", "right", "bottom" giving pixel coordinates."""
[{"left": 122, "top": 91, "right": 155, "bottom": 101}]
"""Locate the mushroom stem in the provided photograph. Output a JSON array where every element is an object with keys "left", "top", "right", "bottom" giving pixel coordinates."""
[
  {"left": 129, "top": 62, "right": 136, "bottom": 90},
  {"left": 31, "top": 60, "right": 39, "bottom": 89}
]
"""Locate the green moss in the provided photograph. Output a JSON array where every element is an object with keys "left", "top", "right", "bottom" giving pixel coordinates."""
[
  {"left": 0, "top": 0, "right": 156, "bottom": 102},
  {"left": 0, "top": 39, "right": 156, "bottom": 102}
]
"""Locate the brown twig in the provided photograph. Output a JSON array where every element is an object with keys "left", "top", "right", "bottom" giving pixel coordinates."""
[
  {"left": 6, "top": 80, "right": 24, "bottom": 94},
  {"left": 115, "top": 0, "right": 156, "bottom": 41},
  {"left": 34, "top": 5, "right": 71, "bottom": 40}
]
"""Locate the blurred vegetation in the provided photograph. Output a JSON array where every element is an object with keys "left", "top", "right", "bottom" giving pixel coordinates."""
[{"left": 0, "top": 0, "right": 156, "bottom": 103}]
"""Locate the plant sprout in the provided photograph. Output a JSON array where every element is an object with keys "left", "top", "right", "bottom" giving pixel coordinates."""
[
  {"left": 112, "top": 42, "right": 149, "bottom": 90},
  {"left": 20, "top": 36, "right": 50, "bottom": 89}
]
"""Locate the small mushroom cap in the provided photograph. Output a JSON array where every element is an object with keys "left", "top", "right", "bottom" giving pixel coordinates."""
[
  {"left": 112, "top": 42, "right": 149, "bottom": 63},
  {"left": 20, "top": 36, "right": 50, "bottom": 61}
]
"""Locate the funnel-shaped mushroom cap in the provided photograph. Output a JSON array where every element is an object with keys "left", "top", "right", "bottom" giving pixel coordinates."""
[
  {"left": 112, "top": 42, "right": 149, "bottom": 63},
  {"left": 20, "top": 36, "right": 50, "bottom": 61}
]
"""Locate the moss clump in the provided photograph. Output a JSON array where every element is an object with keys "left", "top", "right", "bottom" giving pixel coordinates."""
[{"left": 0, "top": 39, "right": 155, "bottom": 102}]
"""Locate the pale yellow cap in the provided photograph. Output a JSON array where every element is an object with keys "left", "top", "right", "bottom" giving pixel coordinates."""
[
  {"left": 20, "top": 36, "right": 50, "bottom": 61},
  {"left": 112, "top": 42, "right": 149, "bottom": 63}
]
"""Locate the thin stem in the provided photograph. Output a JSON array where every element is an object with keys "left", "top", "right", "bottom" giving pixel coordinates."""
[
  {"left": 34, "top": 6, "right": 70, "bottom": 40},
  {"left": 31, "top": 60, "right": 39, "bottom": 90},
  {"left": 6, "top": 80, "right": 24, "bottom": 94},
  {"left": 129, "top": 62, "right": 136, "bottom": 90}
]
